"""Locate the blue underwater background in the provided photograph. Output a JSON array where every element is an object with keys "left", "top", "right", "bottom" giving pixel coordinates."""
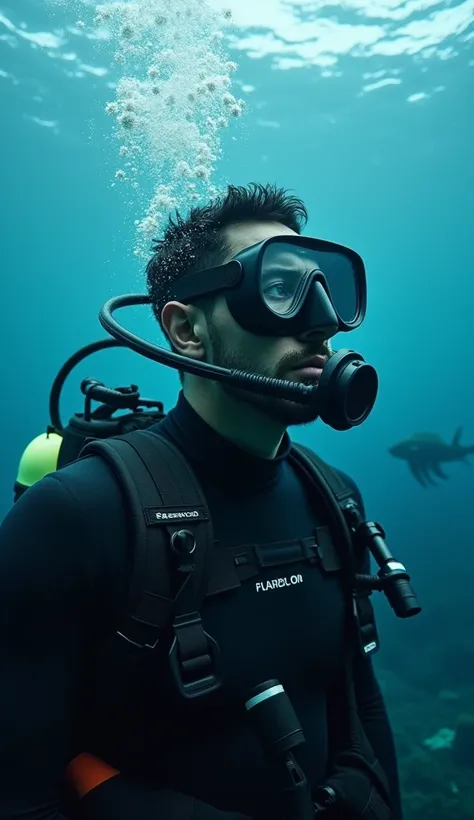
[{"left": 1, "top": 0, "right": 474, "bottom": 817}]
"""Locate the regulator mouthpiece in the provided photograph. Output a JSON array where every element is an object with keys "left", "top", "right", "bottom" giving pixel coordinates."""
[{"left": 315, "top": 349, "right": 379, "bottom": 431}]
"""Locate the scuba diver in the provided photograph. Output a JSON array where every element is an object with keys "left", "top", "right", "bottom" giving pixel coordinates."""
[{"left": 0, "top": 183, "right": 420, "bottom": 820}]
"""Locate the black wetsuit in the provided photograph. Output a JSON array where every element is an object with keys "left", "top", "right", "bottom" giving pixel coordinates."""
[{"left": 0, "top": 392, "right": 402, "bottom": 820}]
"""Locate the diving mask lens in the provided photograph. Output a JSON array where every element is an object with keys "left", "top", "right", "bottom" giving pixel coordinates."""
[{"left": 260, "top": 241, "right": 359, "bottom": 324}]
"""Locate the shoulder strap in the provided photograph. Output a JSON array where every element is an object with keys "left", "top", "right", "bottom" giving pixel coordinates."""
[
  {"left": 289, "top": 442, "right": 379, "bottom": 657},
  {"left": 79, "top": 428, "right": 222, "bottom": 699},
  {"left": 288, "top": 443, "right": 356, "bottom": 574}
]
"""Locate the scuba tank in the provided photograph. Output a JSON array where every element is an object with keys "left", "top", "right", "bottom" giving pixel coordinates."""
[
  {"left": 13, "top": 338, "right": 166, "bottom": 503},
  {"left": 14, "top": 430, "right": 64, "bottom": 502}
]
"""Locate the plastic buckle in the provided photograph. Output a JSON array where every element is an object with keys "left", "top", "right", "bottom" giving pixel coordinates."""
[{"left": 169, "top": 612, "right": 222, "bottom": 699}]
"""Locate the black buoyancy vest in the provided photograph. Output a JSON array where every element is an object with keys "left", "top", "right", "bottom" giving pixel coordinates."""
[{"left": 78, "top": 428, "right": 392, "bottom": 819}]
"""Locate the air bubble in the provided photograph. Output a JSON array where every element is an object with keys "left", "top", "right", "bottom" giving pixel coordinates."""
[
  {"left": 118, "top": 113, "right": 135, "bottom": 129},
  {"left": 194, "top": 165, "right": 210, "bottom": 180},
  {"left": 229, "top": 103, "right": 243, "bottom": 117}
]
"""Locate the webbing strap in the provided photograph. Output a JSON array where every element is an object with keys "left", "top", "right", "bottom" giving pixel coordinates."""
[
  {"left": 122, "top": 430, "right": 214, "bottom": 622},
  {"left": 79, "top": 429, "right": 221, "bottom": 698},
  {"left": 290, "top": 442, "right": 379, "bottom": 656},
  {"left": 289, "top": 444, "right": 356, "bottom": 576}
]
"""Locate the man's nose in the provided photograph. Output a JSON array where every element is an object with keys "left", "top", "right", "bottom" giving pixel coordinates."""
[{"left": 296, "top": 281, "right": 339, "bottom": 342}]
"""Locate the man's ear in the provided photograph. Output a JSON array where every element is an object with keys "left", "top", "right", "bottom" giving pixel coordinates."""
[{"left": 160, "top": 301, "right": 208, "bottom": 360}]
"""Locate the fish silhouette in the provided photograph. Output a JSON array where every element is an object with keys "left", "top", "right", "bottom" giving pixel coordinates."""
[{"left": 388, "top": 428, "right": 474, "bottom": 487}]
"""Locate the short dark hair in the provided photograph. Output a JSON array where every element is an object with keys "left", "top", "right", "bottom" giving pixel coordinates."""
[{"left": 145, "top": 182, "right": 309, "bottom": 382}]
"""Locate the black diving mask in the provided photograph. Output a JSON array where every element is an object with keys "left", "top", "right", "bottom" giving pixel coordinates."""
[
  {"left": 97, "top": 234, "right": 378, "bottom": 431},
  {"left": 170, "top": 234, "right": 367, "bottom": 339}
]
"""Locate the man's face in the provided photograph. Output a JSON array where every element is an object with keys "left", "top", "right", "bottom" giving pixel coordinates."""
[{"left": 202, "top": 221, "right": 334, "bottom": 428}]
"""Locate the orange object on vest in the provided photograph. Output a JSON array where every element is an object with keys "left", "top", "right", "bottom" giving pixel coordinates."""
[{"left": 66, "top": 752, "right": 120, "bottom": 798}]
